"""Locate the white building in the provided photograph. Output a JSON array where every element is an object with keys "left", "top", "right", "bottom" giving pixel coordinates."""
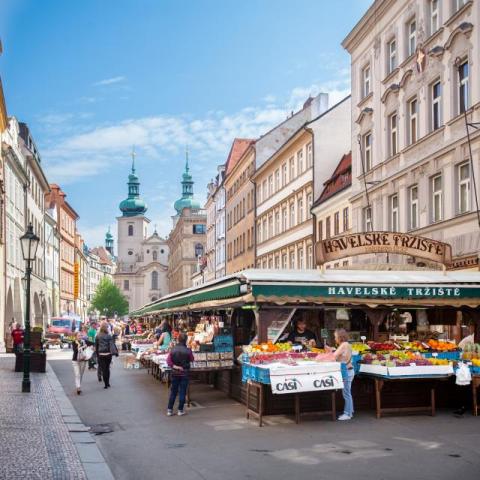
[
  {"left": 205, "top": 164, "right": 226, "bottom": 281},
  {"left": 2, "top": 118, "right": 28, "bottom": 349},
  {"left": 44, "top": 206, "right": 60, "bottom": 319},
  {"left": 20, "top": 122, "right": 49, "bottom": 327},
  {"left": 343, "top": 0, "right": 480, "bottom": 270},
  {"left": 114, "top": 158, "right": 169, "bottom": 312}
]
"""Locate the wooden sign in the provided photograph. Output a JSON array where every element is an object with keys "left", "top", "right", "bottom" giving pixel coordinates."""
[{"left": 316, "top": 231, "right": 452, "bottom": 267}]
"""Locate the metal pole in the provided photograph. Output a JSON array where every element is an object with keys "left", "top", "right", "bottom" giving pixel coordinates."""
[{"left": 22, "top": 263, "right": 32, "bottom": 393}]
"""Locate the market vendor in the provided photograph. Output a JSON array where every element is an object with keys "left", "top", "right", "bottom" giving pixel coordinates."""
[{"left": 286, "top": 319, "right": 317, "bottom": 347}]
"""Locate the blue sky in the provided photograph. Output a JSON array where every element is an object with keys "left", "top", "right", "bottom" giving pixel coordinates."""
[{"left": 0, "top": 0, "right": 371, "bottom": 247}]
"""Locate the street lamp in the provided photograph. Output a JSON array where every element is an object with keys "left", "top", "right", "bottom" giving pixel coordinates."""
[{"left": 20, "top": 223, "right": 40, "bottom": 393}]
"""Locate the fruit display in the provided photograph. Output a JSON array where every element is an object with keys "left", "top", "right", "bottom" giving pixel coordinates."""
[
  {"left": 399, "top": 341, "right": 429, "bottom": 352},
  {"left": 361, "top": 351, "right": 449, "bottom": 367},
  {"left": 472, "top": 358, "right": 480, "bottom": 367},
  {"left": 248, "top": 351, "right": 321, "bottom": 365},
  {"left": 350, "top": 343, "right": 370, "bottom": 354},
  {"left": 427, "top": 339, "right": 458, "bottom": 351},
  {"left": 246, "top": 342, "right": 292, "bottom": 353},
  {"left": 367, "top": 341, "right": 397, "bottom": 351},
  {"left": 461, "top": 343, "right": 480, "bottom": 360}
]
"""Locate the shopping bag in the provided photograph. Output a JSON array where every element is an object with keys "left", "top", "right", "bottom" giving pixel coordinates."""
[{"left": 455, "top": 362, "right": 472, "bottom": 386}]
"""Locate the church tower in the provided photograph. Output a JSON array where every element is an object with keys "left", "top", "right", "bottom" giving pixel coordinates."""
[
  {"left": 117, "top": 152, "right": 150, "bottom": 269},
  {"left": 105, "top": 226, "right": 114, "bottom": 256}
]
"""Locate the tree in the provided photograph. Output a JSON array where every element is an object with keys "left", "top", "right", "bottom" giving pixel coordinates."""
[{"left": 91, "top": 277, "right": 129, "bottom": 318}]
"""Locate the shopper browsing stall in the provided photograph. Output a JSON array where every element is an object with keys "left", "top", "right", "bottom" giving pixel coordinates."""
[
  {"left": 166, "top": 332, "right": 194, "bottom": 416},
  {"left": 327, "top": 328, "right": 354, "bottom": 421}
]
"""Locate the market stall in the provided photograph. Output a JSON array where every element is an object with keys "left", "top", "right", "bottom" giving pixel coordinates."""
[{"left": 130, "top": 268, "right": 480, "bottom": 419}]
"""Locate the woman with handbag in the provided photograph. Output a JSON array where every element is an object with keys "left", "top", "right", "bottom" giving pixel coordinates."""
[
  {"left": 95, "top": 321, "right": 119, "bottom": 389},
  {"left": 72, "top": 332, "right": 94, "bottom": 395}
]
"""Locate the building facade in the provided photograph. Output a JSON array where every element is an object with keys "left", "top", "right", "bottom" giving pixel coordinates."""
[
  {"left": 45, "top": 184, "right": 79, "bottom": 316},
  {"left": 0, "top": 77, "right": 8, "bottom": 349},
  {"left": 115, "top": 160, "right": 169, "bottom": 312},
  {"left": 74, "top": 232, "right": 89, "bottom": 321},
  {"left": 225, "top": 141, "right": 256, "bottom": 274},
  {"left": 253, "top": 95, "right": 351, "bottom": 269},
  {"left": 2, "top": 118, "right": 28, "bottom": 349},
  {"left": 168, "top": 157, "right": 206, "bottom": 292},
  {"left": 20, "top": 122, "right": 49, "bottom": 327},
  {"left": 312, "top": 152, "right": 353, "bottom": 269},
  {"left": 44, "top": 206, "right": 60, "bottom": 320},
  {"left": 343, "top": 0, "right": 480, "bottom": 269}
]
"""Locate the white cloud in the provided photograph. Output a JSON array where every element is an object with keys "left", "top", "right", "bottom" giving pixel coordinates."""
[
  {"left": 42, "top": 79, "right": 351, "bottom": 185},
  {"left": 93, "top": 76, "right": 126, "bottom": 87}
]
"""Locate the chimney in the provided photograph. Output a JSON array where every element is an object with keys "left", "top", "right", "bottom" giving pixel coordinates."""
[{"left": 310, "top": 93, "right": 329, "bottom": 119}]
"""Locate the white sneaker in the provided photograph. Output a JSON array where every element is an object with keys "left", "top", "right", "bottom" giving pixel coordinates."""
[
  {"left": 177, "top": 410, "right": 186, "bottom": 416},
  {"left": 167, "top": 410, "right": 173, "bottom": 416},
  {"left": 337, "top": 413, "right": 352, "bottom": 421}
]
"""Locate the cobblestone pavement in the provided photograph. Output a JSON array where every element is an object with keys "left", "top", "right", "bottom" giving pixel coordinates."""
[{"left": 0, "top": 356, "right": 87, "bottom": 480}]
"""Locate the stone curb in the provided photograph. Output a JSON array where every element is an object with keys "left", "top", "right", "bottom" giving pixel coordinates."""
[{"left": 46, "top": 363, "right": 115, "bottom": 480}]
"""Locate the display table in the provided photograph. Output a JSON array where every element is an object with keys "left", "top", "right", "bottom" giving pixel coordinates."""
[
  {"left": 245, "top": 380, "right": 337, "bottom": 427},
  {"left": 472, "top": 375, "right": 480, "bottom": 416},
  {"left": 362, "top": 374, "right": 452, "bottom": 419}
]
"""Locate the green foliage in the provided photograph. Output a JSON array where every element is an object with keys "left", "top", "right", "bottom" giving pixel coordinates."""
[{"left": 91, "top": 277, "right": 129, "bottom": 317}]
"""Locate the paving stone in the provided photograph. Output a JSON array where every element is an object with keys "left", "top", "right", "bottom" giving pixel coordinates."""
[
  {"left": 0, "top": 357, "right": 87, "bottom": 480},
  {"left": 75, "top": 443, "right": 106, "bottom": 463},
  {"left": 70, "top": 431, "right": 96, "bottom": 444},
  {"left": 82, "top": 462, "right": 115, "bottom": 480}
]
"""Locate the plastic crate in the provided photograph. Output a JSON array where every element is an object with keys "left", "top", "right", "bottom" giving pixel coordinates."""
[
  {"left": 424, "top": 351, "right": 460, "bottom": 361},
  {"left": 472, "top": 366, "right": 480, "bottom": 375},
  {"left": 255, "top": 366, "right": 271, "bottom": 384},
  {"left": 213, "top": 335, "right": 233, "bottom": 347}
]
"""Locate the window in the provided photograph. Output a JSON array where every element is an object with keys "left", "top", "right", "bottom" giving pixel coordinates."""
[
  {"left": 275, "top": 211, "right": 280, "bottom": 235},
  {"left": 430, "top": 0, "right": 439, "bottom": 34},
  {"left": 268, "top": 175, "right": 273, "bottom": 197},
  {"left": 193, "top": 224, "right": 206, "bottom": 234},
  {"left": 334, "top": 211, "right": 340, "bottom": 235},
  {"left": 307, "top": 245, "right": 313, "bottom": 269},
  {"left": 325, "top": 216, "right": 331, "bottom": 239},
  {"left": 407, "top": 18, "right": 416, "bottom": 57},
  {"left": 363, "top": 133, "right": 372, "bottom": 171},
  {"left": 307, "top": 193, "right": 313, "bottom": 218},
  {"left": 408, "top": 185, "right": 419, "bottom": 230},
  {"left": 128, "top": 224, "right": 134, "bottom": 236},
  {"left": 194, "top": 243, "right": 204, "bottom": 257},
  {"left": 458, "top": 59, "right": 469, "bottom": 114},
  {"left": 282, "top": 207, "right": 287, "bottom": 232},
  {"left": 274, "top": 169, "right": 280, "bottom": 191},
  {"left": 389, "top": 112, "right": 398, "bottom": 156},
  {"left": 387, "top": 38, "right": 397, "bottom": 74},
  {"left": 343, "top": 207, "right": 349, "bottom": 231},
  {"left": 297, "top": 197, "right": 304, "bottom": 223},
  {"left": 306, "top": 142, "right": 313, "bottom": 168},
  {"left": 431, "top": 174, "right": 443, "bottom": 223},
  {"left": 123, "top": 280, "right": 129, "bottom": 291},
  {"left": 408, "top": 97, "right": 418, "bottom": 144},
  {"left": 282, "top": 163, "right": 287, "bottom": 186},
  {"left": 298, "top": 248, "right": 304, "bottom": 269},
  {"left": 389, "top": 194, "right": 399, "bottom": 232},
  {"left": 289, "top": 250, "right": 295, "bottom": 269},
  {"left": 268, "top": 215, "right": 273, "bottom": 238},
  {"left": 431, "top": 81, "right": 442, "bottom": 130},
  {"left": 364, "top": 206, "right": 372, "bottom": 231},
  {"left": 151, "top": 271, "right": 158, "bottom": 290},
  {"left": 290, "top": 202, "right": 295, "bottom": 228},
  {"left": 274, "top": 255, "right": 280, "bottom": 269},
  {"left": 152, "top": 250, "right": 158, "bottom": 261},
  {"left": 458, "top": 162, "right": 471, "bottom": 214},
  {"left": 362, "top": 64, "right": 371, "bottom": 98},
  {"left": 282, "top": 253, "right": 287, "bottom": 269},
  {"left": 262, "top": 180, "right": 267, "bottom": 202},
  {"left": 289, "top": 157, "right": 295, "bottom": 181},
  {"left": 454, "top": 0, "right": 467, "bottom": 12},
  {"left": 297, "top": 149, "right": 304, "bottom": 174},
  {"left": 318, "top": 220, "right": 323, "bottom": 240},
  {"left": 262, "top": 218, "right": 267, "bottom": 240}
]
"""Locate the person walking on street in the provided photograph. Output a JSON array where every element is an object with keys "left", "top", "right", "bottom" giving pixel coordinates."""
[
  {"left": 95, "top": 321, "right": 118, "bottom": 389},
  {"left": 72, "top": 332, "right": 93, "bottom": 395},
  {"left": 166, "top": 332, "right": 194, "bottom": 416},
  {"left": 87, "top": 323, "right": 98, "bottom": 370},
  {"left": 11, "top": 323, "right": 24, "bottom": 353}
]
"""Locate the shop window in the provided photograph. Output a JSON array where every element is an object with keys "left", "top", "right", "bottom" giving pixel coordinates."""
[{"left": 457, "top": 161, "right": 471, "bottom": 214}]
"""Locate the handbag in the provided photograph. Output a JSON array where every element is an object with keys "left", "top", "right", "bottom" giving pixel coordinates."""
[
  {"left": 110, "top": 340, "right": 119, "bottom": 356},
  {"left": 78, "top": 344, "right": 94, "bottom": 362}
]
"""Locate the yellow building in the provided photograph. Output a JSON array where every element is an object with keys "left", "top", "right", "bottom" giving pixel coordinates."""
[
  {"left": 225, "top": 139, "right": 255, "bottom": 274},
  {"left": 253, "top": 128, "right": 315, "bottom": 269}
]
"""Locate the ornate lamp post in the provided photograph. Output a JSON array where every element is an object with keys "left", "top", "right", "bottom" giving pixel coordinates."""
[{"left": 20, "top": 223, "right": 40, "bottom": 393}]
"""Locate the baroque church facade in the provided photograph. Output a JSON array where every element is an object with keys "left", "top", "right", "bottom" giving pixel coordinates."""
[{"left": 114, "top": 157, "right": 169, "bottom": 313}]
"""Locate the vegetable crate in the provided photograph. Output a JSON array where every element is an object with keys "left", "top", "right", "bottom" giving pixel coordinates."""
[{"left": 424, "top": 351, "right": 460, "bottom": 361}]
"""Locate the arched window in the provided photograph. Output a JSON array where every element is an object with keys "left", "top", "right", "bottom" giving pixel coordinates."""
[
  {"left": 151, "top": 271, "right": 158, "bottom": 290},
  {"left": 151, "top": 296, "right": 157, "bottom": 302},
  {"left": 128, "top": 225, "right": 134, "bottom": 236},
  {"left": 195, "top": 243, "right": 204, "bottom": 258},
  {"left": 152, "top": 250, "right": 158, "bottom": 261}
]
